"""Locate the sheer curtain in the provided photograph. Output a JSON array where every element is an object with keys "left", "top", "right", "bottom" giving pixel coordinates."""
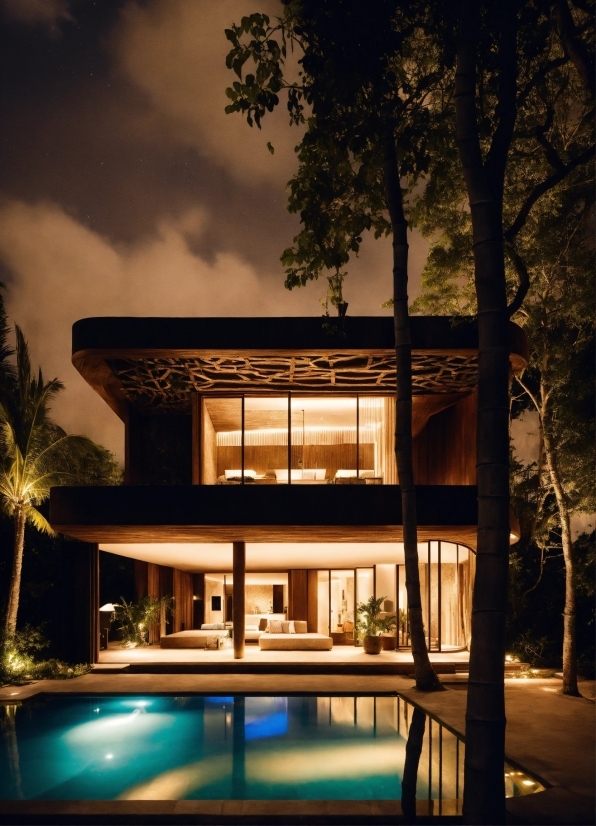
[{"left": 358, "top": 397, "right": 397, "bottom": 483}]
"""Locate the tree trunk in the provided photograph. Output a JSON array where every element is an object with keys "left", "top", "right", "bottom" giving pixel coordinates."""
[
  {"left": 401, "top": 705, "right": 426, "bottom": 823},
  {"left": 383, "top": 133, "right": 443, "bottom": 693},
  {"left": 542, "top": 420, "right": 579, "bottom": 696},
  {"left": 4, "top": 506, "right": 26, "bottom": 639},
  {"left": 455, "top": 1, "right": 517, "bottom": 822}
]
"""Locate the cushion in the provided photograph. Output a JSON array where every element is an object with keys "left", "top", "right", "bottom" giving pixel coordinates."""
[
  {"left": 294, "top": 620, "right": 308, "bottom": 633},
  {"left": 359, "top": 469, "right": 374, "bottom": 478},
  {"left": 258, "top": 618, "right": 268, "bottom": 631},
  {"left": 225, "top": 469, "right": 256, "bottom": 479},
  {"left": 268, "top": 620, "right": 283, "bottom": 633},
  {"left": 281, "top": 621, "right": 295, "bottom": 634},
  {"left": 301, "top": 469, "right": 315, "bottom": 480},
  {"left": 335, "top": 469, "right": 357, "bottom": 478},
  {"left": 315, "top": 469, "right": 326, "bottom": 480}
]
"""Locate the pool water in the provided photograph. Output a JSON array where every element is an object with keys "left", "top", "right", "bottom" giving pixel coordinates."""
[{"left": 0, "top": 695, "right": 543, "bottom": 801}]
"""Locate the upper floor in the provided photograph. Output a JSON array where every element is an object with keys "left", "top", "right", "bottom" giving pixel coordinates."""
[{"left": 72, "top": 316, "right": 528, "bottom": 488}]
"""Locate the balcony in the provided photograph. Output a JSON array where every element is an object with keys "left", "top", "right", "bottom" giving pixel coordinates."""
[{"left": 50, "top": 484, "right": 479, "bottom": 546}]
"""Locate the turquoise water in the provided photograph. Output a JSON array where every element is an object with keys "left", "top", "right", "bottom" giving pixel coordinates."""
[{"left": 0, "top": 695, "right": 542, "bottom": 801}]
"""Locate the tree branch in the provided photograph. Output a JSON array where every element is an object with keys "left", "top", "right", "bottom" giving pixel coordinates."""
[
  {"left": 522, "top": 545, "right": 549, "bottom": 596},
  {"left": 517, "top": 57, "right": 567, "bottom": 107},
  {"left": 507, "top": 244, "right": 531, "bottom": 316},
  {"left": 551, "top": 0, "right": 595, "bottom": 100},
  {"left": 504, "top": 144, "right": 595, "bottom": 241},
  {"left": 534, "top": 105, "right": 565, "bottom": 171}
]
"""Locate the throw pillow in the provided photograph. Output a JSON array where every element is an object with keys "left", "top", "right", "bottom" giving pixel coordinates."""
[
  {"left": 281, "top": 621, "right": 296, "bottom": 634},
  {"left": 294, "top": 620, "right": 308, "bottom": 633},
  {"left": 258, "top": 618, "right": 268, "bottom": 631},
  {"left": 268, "top": 620, "right": 283, "bottom": 634}
]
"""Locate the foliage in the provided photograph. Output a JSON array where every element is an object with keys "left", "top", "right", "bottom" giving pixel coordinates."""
[
  {"left": 0, "top": 624, "right": 90, "bottom": 685},
  {"left": 507, "top": 531, "right": 595, "bottom": 674},
  {"left": 0, "top": 325, "right": 120, "bottom": 534},
  {"left": 0, "top": 313, "right": 121, "bottom": 637},
  {"left": 410, "top": 3, "right": 594, "bottom": 318},
  {"left": 224, "top": 1, "right": 455, "bottom": 300},
  {"left": 356, "top": 595, "right": 396, "bottom": 639},
  {"left": 112, "top": 595, "right": 172, "bottom": 648}
]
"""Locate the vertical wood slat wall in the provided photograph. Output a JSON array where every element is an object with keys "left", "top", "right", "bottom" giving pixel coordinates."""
[{"left": 134, "top": 560, "right": 195, "bottom": 642}]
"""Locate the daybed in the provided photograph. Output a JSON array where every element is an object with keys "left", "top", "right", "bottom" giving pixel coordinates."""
[
  {"left": 160, "top": 629, "right": 230, "bottom": 649},
  {"left": 258, "top": 619, "right": 333, "bottom": 651}
]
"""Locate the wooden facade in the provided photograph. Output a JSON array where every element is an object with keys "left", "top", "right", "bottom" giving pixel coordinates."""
[{"left": 51, "top": 316, "right": 529, "bottom": 661}]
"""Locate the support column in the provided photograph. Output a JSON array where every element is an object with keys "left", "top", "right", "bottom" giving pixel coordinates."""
[{"left": 233, "top": 541, "right": 245, "bottom": 659}]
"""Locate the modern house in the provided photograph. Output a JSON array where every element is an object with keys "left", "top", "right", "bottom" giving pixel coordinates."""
[{"left": 49, "top": 316, "right": 527, "bottom": 663}]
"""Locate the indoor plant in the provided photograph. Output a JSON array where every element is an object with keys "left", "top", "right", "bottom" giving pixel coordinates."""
[
  {"left": 356, "top": 596, "right": 396, "bottom": 654},
  {"left": 112, "top": 595, "right": 172, "bottom": 648}
]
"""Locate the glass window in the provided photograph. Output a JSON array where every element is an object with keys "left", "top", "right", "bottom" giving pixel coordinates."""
[
  {"left": 292, "top": 397, "right": 357, "bottom": 484},
  {"left": 330, "top": 569, "right": 355, "bottom": 635},
  {"left": 243, "top": 397, "right": 288, "bottom": 483},
  {"left": 203, "top": 398, "right": 242, "bottom": 484},
  {"left": 317, "top": 570, "right": 330, "bottom": 635}
]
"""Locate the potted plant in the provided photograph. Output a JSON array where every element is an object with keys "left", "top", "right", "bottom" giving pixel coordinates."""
[
  {"left": 112, "top": 595, "right": 172, "bottom": 648},
  {"left": 356, "top": 596, "right": 396, "bottom": 654}
]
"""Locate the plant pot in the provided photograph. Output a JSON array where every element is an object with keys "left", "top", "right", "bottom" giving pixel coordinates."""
[{"left": 363, "top": 635, "right": 383, "bottom": 655}]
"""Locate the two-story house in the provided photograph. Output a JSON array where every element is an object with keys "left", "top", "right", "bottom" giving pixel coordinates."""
[{"left": 49, "top": 316, "right": 527, "bottom": 663}]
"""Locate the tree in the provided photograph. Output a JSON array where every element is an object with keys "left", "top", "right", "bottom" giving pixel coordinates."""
[
  {"left": 411, "top": 2, "right": 594, "bottom": 705},
  {"left": 0, "top": 326, "right": 120, "bottom": 639},
  {"left": 224, "top": 0, "right": 448, "bottom": 692}
]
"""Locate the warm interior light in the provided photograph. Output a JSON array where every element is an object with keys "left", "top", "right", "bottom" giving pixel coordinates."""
[{"left": 99, "top": 603, "right": 116, "bottom": 612}]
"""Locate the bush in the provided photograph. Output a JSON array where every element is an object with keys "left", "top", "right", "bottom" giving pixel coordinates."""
[
  {"left": 112, "top": 595, "right": 172, "bottom": 647},
  {"left": 0, "top": 625, "right": 90, "bottom": 685}
]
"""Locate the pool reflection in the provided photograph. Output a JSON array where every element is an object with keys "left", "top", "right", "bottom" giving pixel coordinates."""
[{"left": 0, "top": 695, "right": 544, "bottom": 805}]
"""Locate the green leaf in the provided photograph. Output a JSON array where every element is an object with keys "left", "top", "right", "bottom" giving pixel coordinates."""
[{"left": 266, "top": 141, "right": 275, "bottom": 155}]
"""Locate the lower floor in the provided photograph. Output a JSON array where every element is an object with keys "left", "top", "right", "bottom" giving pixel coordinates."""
[
  {"left": 96, "top": 641, "right": 471, "bottom": 670},
  {"left": 101, "top": 540, "right": 476, "bottom": 658}
]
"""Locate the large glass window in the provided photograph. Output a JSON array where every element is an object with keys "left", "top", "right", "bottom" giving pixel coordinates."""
[{"left": 199, "top": 394, "right": 397, "bottom": 485}]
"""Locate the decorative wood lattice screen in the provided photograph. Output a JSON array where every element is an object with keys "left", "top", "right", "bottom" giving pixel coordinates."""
[{"left": 108, "top": 352, "right": 478, "bottom": 411}]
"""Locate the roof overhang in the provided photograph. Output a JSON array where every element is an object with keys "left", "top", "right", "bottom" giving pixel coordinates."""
[{"left": 71, "top": 317, "right": 529, "bottom": 419}]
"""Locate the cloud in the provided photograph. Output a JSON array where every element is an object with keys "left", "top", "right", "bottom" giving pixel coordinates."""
[
  {"left": 1, "top": 0, "right": 71, "bottom": 26},
  {"left": 113, "top": 0, "right": 302, "bottom": 188},
  {"left": 0, "top": 199, "right": 321, "bottom": 459}
]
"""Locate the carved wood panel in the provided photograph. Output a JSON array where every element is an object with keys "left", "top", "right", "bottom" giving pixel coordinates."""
[{"left": 107, "top": 351, "right": 479, "bottom": 411}]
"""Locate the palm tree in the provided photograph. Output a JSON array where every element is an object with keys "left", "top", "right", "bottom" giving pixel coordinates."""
[{"left": 0, "top": 326, "right": 108, "bottom": 639}]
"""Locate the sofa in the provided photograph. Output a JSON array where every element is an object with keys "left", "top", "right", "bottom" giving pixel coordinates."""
[
  {"left": 244, "top": 613, "right": 286, "bottom": 641},
  {"left": 258, "top": 619, "right": 333, "bottom": 651}
]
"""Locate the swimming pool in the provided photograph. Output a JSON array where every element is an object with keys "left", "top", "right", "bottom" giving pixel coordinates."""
[{"left": 0, "top": 695, "right": 543, "bottom": 802}]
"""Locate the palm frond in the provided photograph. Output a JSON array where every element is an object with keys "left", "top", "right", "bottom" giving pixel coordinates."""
[{"left": 25, "top": 506, "right": 55, "bottom": 536}]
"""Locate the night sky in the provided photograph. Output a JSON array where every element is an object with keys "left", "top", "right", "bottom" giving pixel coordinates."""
[{"left": 0, "top": 0, "right": 435, "bottom": 459}]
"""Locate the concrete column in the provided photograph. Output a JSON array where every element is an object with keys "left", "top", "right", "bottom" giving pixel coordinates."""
[{"left": 233, "top": 541, "right": 245, "bottom": 659}]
